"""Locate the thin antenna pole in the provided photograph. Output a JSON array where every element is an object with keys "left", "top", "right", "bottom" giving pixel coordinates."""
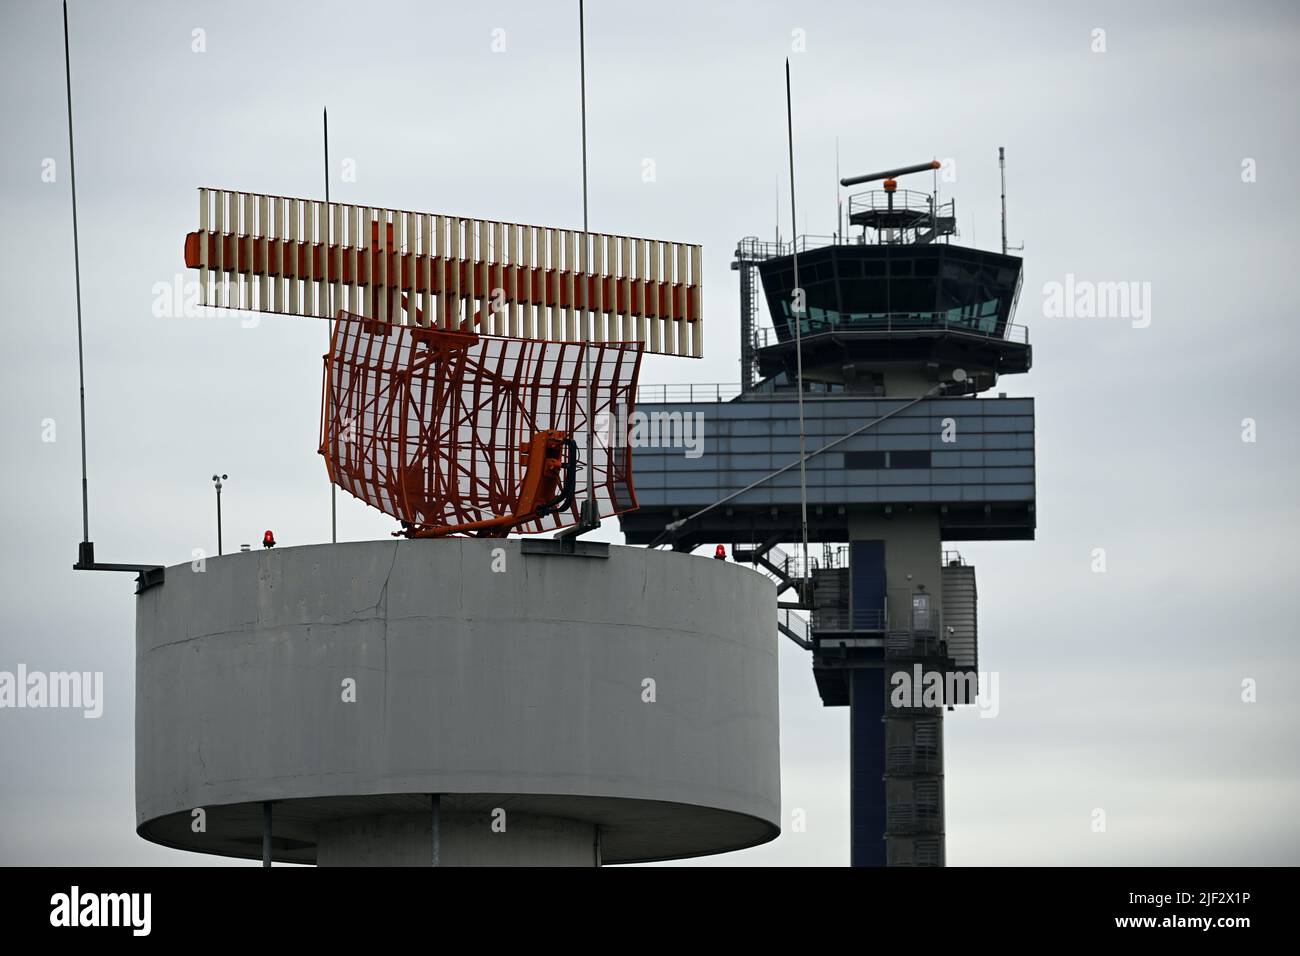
[
  {"left": 835, "top": 137, "right": 842, "bottom": 243},
  {"left": 933, "top": 163, "right": 939, "bottom": 243},
  {"left": 579, "top": 0, "right": 594, "bottom": 526},
  {"left": 785, "top": 60, "right": 810, "bottom": 597},
  {"left": 63, "top": 1, "right": 89, "bottom": 545},
  {"left": 999, "top": 146, "right": 1008, "bottom": 256},
  {"left": 324, "top": 108, "right": 337, "bottom": 543}
]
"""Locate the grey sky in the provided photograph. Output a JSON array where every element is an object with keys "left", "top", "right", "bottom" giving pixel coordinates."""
[{"left": 1, "top": 0, "right": 1297, "bottom": 865}]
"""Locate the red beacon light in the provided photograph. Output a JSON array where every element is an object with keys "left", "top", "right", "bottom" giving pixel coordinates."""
[
  {"left": 262, "top": 530, "right": 276, "bottom": 549},
  {"left": 714, "top": 544, "right": 727, "bottom": 560}
]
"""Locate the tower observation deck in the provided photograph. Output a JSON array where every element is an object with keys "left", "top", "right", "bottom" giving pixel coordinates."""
[{"left": 620, "top": 156, "right": 1035, "bottom": 866}]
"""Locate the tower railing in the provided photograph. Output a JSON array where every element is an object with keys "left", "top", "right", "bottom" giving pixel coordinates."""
[
  {"left": 635, "top": 383, "right": 744, "bottom": 404},
  {"left": 811, "top": 606, "right": 887, "bottom": 633},
  {"left": 885, "top": 630, "right": 947, "bottom": 659},
  {"left": 735, "top": 235, "right": 852, "bottom": 261},
  {"left": 634, "top": 373, "right": 1035, "bottom": 404},
  {"left": 846, "top": 188, "right": 935, "bottom": 218},
  {"left": 755, "top": 311, "right": 1030, "bottom": 347},
  {"left": 777, "top": 607, "right": 812, "bottom": 647}
]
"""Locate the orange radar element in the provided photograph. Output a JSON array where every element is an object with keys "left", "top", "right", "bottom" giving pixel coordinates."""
[
  {"left": 839, "top": 160, "right": 942, "bottom": 189},
  {"left": 184, "top": 188, "right": 705, "bottom": 358},
  {"left": 319, "top": 311, "right": 642, "bottom": 539}
]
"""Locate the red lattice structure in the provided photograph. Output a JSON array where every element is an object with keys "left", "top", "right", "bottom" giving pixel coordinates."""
[
  {"left": 320, "top": 312, "right": 642, "bottom": 537},
  {"left": 181, "top": 187, "right": 700, "bottom": 538}
]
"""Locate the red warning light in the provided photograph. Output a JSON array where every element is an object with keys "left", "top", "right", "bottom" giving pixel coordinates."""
[
  {"left": 263, "top": 530, "right": 276, "bottom": 549},
  {"left": 714, "top": 544, "right": 727, "bottom": 560}
]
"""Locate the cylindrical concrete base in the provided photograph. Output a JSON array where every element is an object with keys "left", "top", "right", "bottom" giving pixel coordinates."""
[
  {"left": 135, "top": 538, "right": 780, "bottom": 865},
  {"left": 316, "top": 810, "right": 596, "bottom": 867}
]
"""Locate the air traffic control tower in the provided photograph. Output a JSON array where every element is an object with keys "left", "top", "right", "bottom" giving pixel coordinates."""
[{"left": 621, "top": 160, "right": 1035, "bottom": 866}]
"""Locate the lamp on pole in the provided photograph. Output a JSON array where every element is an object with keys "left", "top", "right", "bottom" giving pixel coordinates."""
[{"left": 212, "top": 474, "right": 227, "bottom": 556}]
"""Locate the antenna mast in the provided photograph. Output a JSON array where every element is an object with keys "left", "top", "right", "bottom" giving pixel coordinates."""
[
  {"left": 835, "top": 137, "right": 842, "bottom": 243},
  {"left": 63, "top": 0, "right": 90, "bottom": 553},
  {"left": 998, "top": 146, "right": 1023, "bottom": 255},
  {"left": 999, "top": 146, "right": 1007, "bottom": 256},
  {"left": 65, "top": 0, "right": 162, "bottom": 589}
]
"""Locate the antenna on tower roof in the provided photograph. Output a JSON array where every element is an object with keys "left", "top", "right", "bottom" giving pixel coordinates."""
[
  {"left": 999, "top": 146, "right": 1024, "bottom": 255},
  {"left": 836, "top": 137, "right": 842, "bottom": 244},
  {"left": 999, "top": 146, "right": 1007, "bottom": 256}
]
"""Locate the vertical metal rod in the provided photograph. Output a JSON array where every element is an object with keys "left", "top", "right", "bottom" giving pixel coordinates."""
[
  {"left": 579, "top": 0, "right": 595, "bottom": 527},
  {"left": 261, "top": 801, "right": 272, "bottom": 867},
  {"left": 63, "top": 1, "right": 90, "bottom": 546},
  {"left": 325, "top": 109, "right": 337, "bottom": 544},
  {"left": 215, "top": 483, "right": 223, "bottom": 556},
  {"left": 932, "top": 165, "right": 939, "bottom": 240},
  {"left": 835, "top": 137, "right": 841, "bottom": 244},
  {"left": 431, "top": 794, "right": 441, "bottom": 867},
  {"left": 999, "top": 146, "right": 1008, "bottom": 256},
  {"left": 785, "top": 59, "right": 811, "bottom": 597}
]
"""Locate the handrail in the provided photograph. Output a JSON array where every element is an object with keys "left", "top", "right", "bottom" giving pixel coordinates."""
[
  {"left": 736, "top": 235, "right": 853, "bottom": 260},
  {"left": 812, "top": 607, "right": 888, "bottom": 633},
  {"left": 777, "top": 607, "right": 812, "bottom": 649},
  {"left": 756, "top": 312, "right": 1029, "bottom": 347},
  {"left": 847, "top": 188, "right": 936, "bottom": 216},
  {"left": 634, "top": 383, "right": 743, "bottom": 404}
]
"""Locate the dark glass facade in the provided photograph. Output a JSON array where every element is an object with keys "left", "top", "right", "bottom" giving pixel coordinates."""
[{"left": 757, "top": 244, "right": 1023, "bottom": 342}]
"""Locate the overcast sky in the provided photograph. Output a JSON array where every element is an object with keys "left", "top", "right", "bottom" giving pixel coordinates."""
[{"left": 1, "top": 0, "right": 1297, "bottom": 866}]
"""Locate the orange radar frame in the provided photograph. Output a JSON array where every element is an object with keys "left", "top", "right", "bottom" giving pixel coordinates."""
[{"left": 319, "top": 312, "right": 642, "bottom": 538}]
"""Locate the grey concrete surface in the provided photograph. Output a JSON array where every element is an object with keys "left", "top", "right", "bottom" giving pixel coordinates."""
[
  {"left": 135, "top": 539, "right": 780, "bottom": 864},
  {"left": 316, "top": 810, "right": 596, "bottom": 867}
]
